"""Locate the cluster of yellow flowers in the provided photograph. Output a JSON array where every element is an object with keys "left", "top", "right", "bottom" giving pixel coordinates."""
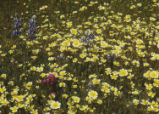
[{"left": 1, "top": 0, "right": 159, "bottom": 113}]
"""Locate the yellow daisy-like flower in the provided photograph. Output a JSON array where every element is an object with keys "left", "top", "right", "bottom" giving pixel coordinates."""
[
  {"left": 141, "top": 100, "right": 148, "bottom": 105},
  {"left": 97, "top": 99, "right": 103, "bottom": 104},
  {"left": 119, "top": 69, "right": 128, "bottom": 77},
  {"left": 85, "top": 96, "right": 93, "bottom": 104},
  {"left": 70, "top": 29, "right": 77, "bottom": 35},
  {"left": 150, "top": 71, "right": 158, "bottom": 79},
  {"left": 73, "top": 58, "right": 78, "bottom": 63},
  {"left": 80, "top": 53, "right": 86, "bottom": 59},
  {"left": 89, "top": 74, "right": 97, "bottom": 79},
  {"left": 50, "top": 101, "right": 61, "bottom": 109},
  {"left": 92, "top": 78, "right": 100, "bottom": 85},
  {"left": 100, "top": 41, "right": 109, "bottom": 48},
  {"left": 143, "top": 71, "right": 151, "bottom": 79},
  {"left": 32, "top": 49, "right": 40, "bottom": 55},
  {"left": 145, "top": 83, "right": 153, "bottom": 90},
  {"left": 10, "top": 106, "right": 18, "bottom": 113},
  {"left": 72, "top": 96, "right": 80, "bottom": 103},
  {"left": 1, "top": 74, "right": 7, "bottom": 79},
  {"left": 96, "top": 29, "right": 102, "bottom": 34},
  {"left": 110, "top": 75, "right": 118, "bottom": 80},
  {"left": 36, "top": 67, "right": 43, "bottom": 72},
  {"left": 0, "top": 86, "right": 6, "bottom": 93},
  {"left": 153, "top": 79, "right": 159, "bottom": 87},
  {"left": 60, "top": 71, "right": 66, "bottom": 76},
  {"left": 61, "top": 40, "right": 70, "bottom": 47},
  {"left": 148, "top": 91, "right": 156, "bottom": 98},
  {"left": 88, "top": 90, "right": 98, "bottom": 99},
  {"left": 72, "top": 39, "right": 82, "bottom": 47},
  {"left": 133, "top": 99, "right": 139, "bottom": 105},
  {"left": 66, "top": 22, "right": 72, "bottom": 28}
]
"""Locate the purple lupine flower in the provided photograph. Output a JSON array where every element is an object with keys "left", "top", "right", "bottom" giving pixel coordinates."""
[
  {"left": 106, "top": 55, "right": 111, "bottom": 60},
  {"left": 28, "top": 15, "right": 37, "bottom": 40},
  {"left": 12, "top": 29, "right": 20, "bottom": 37},
  {"left": 81, "top": 31, "right": 95, "bottom": 45},
  {"left": 111, "top": 54, "right": 115, "bottom": 59},
  {"left": 12, "top": 17, "right": 22, "bottom": 37},
  {"left": 106, "top": 54, "right": 115, "bottom": 60}
]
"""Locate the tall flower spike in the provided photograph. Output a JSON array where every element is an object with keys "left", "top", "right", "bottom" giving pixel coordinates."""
[
  {"left": 28, "top": 15, "right": 37, "bottom": 40},
  {"left": 12, "top": 17, "right": 22, "bottom": 37}
]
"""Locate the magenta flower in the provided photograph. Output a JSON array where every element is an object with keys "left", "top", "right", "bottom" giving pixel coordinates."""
[
  {"left": 41, "top": 74, "right": 57, "bottom": 86},
  {"left": 47, "top": 74, "right": 57, "bottom": 86}
]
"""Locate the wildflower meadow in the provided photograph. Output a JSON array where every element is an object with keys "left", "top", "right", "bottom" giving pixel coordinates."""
[{"left": 0, "top": 0, "right": 159, "bottom": 113}]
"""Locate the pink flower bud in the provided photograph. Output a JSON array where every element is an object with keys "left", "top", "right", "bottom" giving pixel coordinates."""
[{"left": 51, "top": 92, "right": 56, "bottom": 97}]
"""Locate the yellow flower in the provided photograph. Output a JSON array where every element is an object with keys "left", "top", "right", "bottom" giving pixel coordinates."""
[
  {"left": 40, "top": 73, "right": 46, "bottom": 78},
  {"left": 92, "top": 78, "right": 100, "bottom": 85},
  {"left": 100, "top": 41, "right": 109, "bottom": 48},
  {"left": 73, "top": 58, "right": 78, "bottom": 63},
  {"left": 32, "top": 49, "right": 40, "bottom": 55},
  {"left": 88, "top": 90, "right": 98, "bottom": 99},
  {"left": 153, "top": 79, "right": 159, "bottom": 87},
  {"left": 145, "top": 83, "right": 153, "bottom": 90},
  {"left": 150, "top": 71, "right": 158, "bottom": 79},
  {"left": 9, "top": 50, "right": 14, "bottom": 54},
  {"left": 80, "top": 53, "right": 86, "bottom": 59},
  {"left": 66, "top": 22, "right": 72, "bottom": 28},
  {"left": 36, "top": 67, "right": 43, "bottom": 72},
  {"left": 61, "top": 40, "right": 70, "bottom": 47},
  {"left": 72, "top": 96, "right": 80, "bottom": 103},
  {"left": 31, "top": 56, "right": 37, "bottom": 60},
  {"left": 141, "top": 100, "right": 148, "bottom": 105},
  {"left": 143, "top": 71, "right": 151, "bottom": 79},
  {"left": 59, "top": 82, "right": 66, "bottom": 87},
  {"left": 97, "top": 99, "right": 103, "bottom": 104},
  {"left": 85, "top": 96, "right": 93, "bottom": 104},
  {"left": 30, "top": 66, "right": 36, "bottom": 71},
  {"left": 70, "top": 29, "right": 77, "bottom": 35},
  {"left": 60, "top": 71, "right": 66, "bottom": 76},
  {"left": 143, "top": 63, "right": 149, "bottom": 67},
  {"left": 105, "top": 68, "right": 112, "bottom": 75},
  {"left": 101, "top": 86, "right": 110, "bottom": 94},
  {"left": 31, "top": 110, "right": 38, "bottom": 114},
  {"left": 133, "top": 99, "right": 139, "bottom": 105},
  {"left": 27, "top": 82, "right": 32, "bottom": 86},
  {"left": 1, "top": 74, "right": 7, "bottom": 79},
  {"left": 72, "top": 39, "right": 82, "bottom": 47},
  {"left": 119, "top": 69, "right": 128, "bottom": 77},
  {"left": 1, "top": 99, "right": 9, "bottom": 105},
  {"left": 110, "top": 75, "right": 118, "bottom": 80},
  {"left": 62, "top": 94, "right": 68, "bottom": 99},
  {"left": 10, "top": 106, "right": 18, "bottom": 113},
  {"left": 132, "top": 90, "right": 139, "bottom": 95},
  {"left": 124, "top": 15, "right": 131, "bottom": 22},
  {"left": 72, "top": 85, "right": 77, "bottom": 88},
  {"left": 89, "top": 74, "right": 97, "bottom": 79},
  {"left": 15, "top": 95, "right": 25, "bottom": 102},
  {"left": 114, "top": 91, "right": 120, "bottom": 96},
  {"left": 50, "top": 101, "right": 61, "bottom": 109},
  {"left": 148, "top": 91, "right": 156, "bottom": 98},
  {"left": 96, "top": 29, "right": 102, "bottom": 34}
]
